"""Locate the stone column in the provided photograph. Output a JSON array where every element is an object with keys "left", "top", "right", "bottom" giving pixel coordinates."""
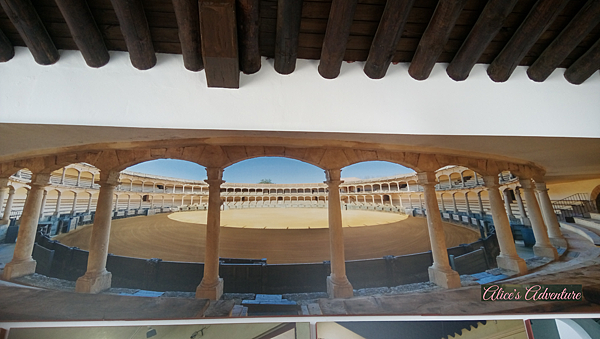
[
  {"left": 398, "top": 194, "right": 403, "bottom": 207},
  {"left": 86, "top": 193, "right": 93, "bottom": 212},
  {"left": 440, "top": 194, "right": 446, "bottom": 212},
  {"left": 519, "top": 178, "right": 558, "bottom": 259},
  {"left": 76, "top": 171, "right": 120, "bottom": 293},
  {"left": 162, "top": 196, "right": 165, "bottom": 208},
  {"left": 452, "top": 193, "right": 458, "bottom": 213},
  {"left": 419, "top": 194, "right": 423, "bottom": 209},
  {"left": 71, "top": 192, "right": 78, "bottom": 214},
  {"left": 503, "top": 189, "right": 514, "bottom": 218},
  {"left": 197, "top": 167, "right": 225, "bottom": 300},
  {"left": 477, "top": 191, "right": 485, "bottom": 215},
  {"left": 113, "top": 194, "right": 119, "bottom": 211},
  {"left": 325, "top": 169, "right": 353, "bottom": 298},
  {"left": 0, "top": 178, "right": 9, "bottom": 222},
  {"left": 90, "top": 173, "right": 95, "bottom": 188},
  {"left": 54, "top": 191, "right": 62, "bottom": 216},
  {"left": 464, "top": 192, "right": 471, "bottom": 215},
  {"left": 483, "top": 175, "right": 527, "bottom": 274},
  {"left": 126, "top": 195, "right": 131, "bottom": 210},
  {"left": 514, "top": 188, "right": 530, "bottom": 225},
  {"left": 39, "top": 190, "right": 48, "bottom": 218},
  {"left": 60, "top": 168, "right": 66, "bottom": 184},
  {"left": 409, "top": 196, "right": 413, "bottom": 208},
  {"left": 190, "top": 196, "right": 194, "bottom": 205},
  {"left": 417, "top": 172, "right": 461, "bottom": 289},
  {"left": 1, "top": 187, "right": 15, "bottom": 224},
  {"left": 76, "top": 171, "right": 81, "bottom": 186},
  {"left": 2, "top": 173, "right": 51, "bottom": 280},
  {"left": 535, "top": 181, "right": 567, "bottom": 247},
  {"left": 150, "top": 195, "right": 155, "bottom": 209}
]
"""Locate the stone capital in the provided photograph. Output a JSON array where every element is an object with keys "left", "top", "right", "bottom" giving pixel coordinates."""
[
  {"left": 30, "top": 173, "right": 51, "bottom": 187},
  {"left": 534, "top": 182, "right": 548, "bottom": 191},
  {"left": 325, "top": 168, "right": 342, "bottom": 182},
  {"left": 206, "top": 167, "right": 224, "bottom": 181},
  {"left": 482, "top": 175, "right": 500, "bottom": 188},
  {"left": 0, "top": 177, "right": 10, "bottom": 187},
  {"left": 416, "top": 171, "right": 436, "bottom": 186},
  {"left": 99, "top": 171, "right": 121, "bottom": 186},
  {"left": 518, "top": 178, "right": 533, "bottom": 189}
]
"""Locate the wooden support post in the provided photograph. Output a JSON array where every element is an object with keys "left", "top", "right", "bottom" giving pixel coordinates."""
[
  {"left": 363, "top": 0, "right": 414, "bottom": 79},
  {"left": 487, "top": 0, "right": 568, "bottom": 83},
  {"left": 237, "top": 0, "right": 261, "bottom": 74},
  {"left": 110, "top": 0, "right": 157, "bottom": 70},
  {"left": 408, "top": 0, "right": 467, "bottom": 81},
  {"left": 55, "top": 0, "right": 109, "bottom": 68},
  {"left": 564, "top": 37, "right": 600, "bottom": 85},
  {"left": 199, "top": 0, "right": 240, "bottom": 88},
  {"left": 0, "top": 0, "right": 59, "bottom": 65},
  {"left": 0, "top": 28, "right": 14, "bottom": 62},
  {"left": 274, "top": 0, "right": 303, "bottom": 75},
  {"left": 446, "top": 0, "right": 518, "bottom": 81},
  {"left": 318, "top": 0, "right": 358, "bottom": 79},
  {"left": 172, "top": 0, "right": 204, "bottom": 72},
  {"left": 527, "top": 0, "right": 600, "bottom": 82}
]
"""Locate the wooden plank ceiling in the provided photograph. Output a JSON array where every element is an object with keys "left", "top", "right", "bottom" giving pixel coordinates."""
[{"left": 0, "top": 0, "right": 599, "bottom": 88}]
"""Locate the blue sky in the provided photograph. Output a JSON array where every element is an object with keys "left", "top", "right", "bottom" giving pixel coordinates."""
[{"left": 126, "top": 158, "right": 415, "bottom": 184}]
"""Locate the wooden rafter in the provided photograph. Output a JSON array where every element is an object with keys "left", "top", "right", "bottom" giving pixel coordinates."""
[
  {"left": 55, "top": 0, "right": 109, "bottom": 68},
  {"left": 318, "top": 0, "right": 358, "bottom": 79},
  {"left": 363, "top": 0, "right": 414, "bottom": 80},
  {"left": 172, "top": 0, "right": 204, "bottom": 72},
  {"left": 237, "top": 0, "right": 261, "bottom": 74},
  {"left": 274, "top": 0, "right": 303, "bottom": 75},
  {"left": 0, "top": 0, "right": 59, "bottom": 65},
  {"left": 446, "top": 0, "right": 518, "bottom": 82},
  {"left": 199, "top": 0, "right": 239, "bottom": 88},
  {"left": 487, "top": 0, "right": 568, "bottom": 83},
  {"left": 527, "top": 0, "right": 600, "bottom": 82},
  {"left": 0, "top": 27, "right": 13, "bottom": 62},
  {"left": 110, "top": 0, "right": 156, "bottom": 70},
  {"left": 564, "top": 37, "right": 600, "bottom": 85},
  {"left": 408, "top": 0, "right": 468, "bottom": 81}
]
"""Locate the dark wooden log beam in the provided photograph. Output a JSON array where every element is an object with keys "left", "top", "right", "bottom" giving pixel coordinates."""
[
  {"left": 0, "top": 0, "right": 59, "bottom": 65},
  {"left": 110, "top": 0, "right": 156, "bottom": 70},
  {"left": 564, "top": 37, "right": 600, "bottom": 85},
  {"left": 55, "top": 0, "right": 109, "bottom": 68},
  {"left": 317, "top": 0, "right": 357, "bottom": 79},
  {"left": 172, "top": 0, "right": 204, "bottom": 72},
  {"left": 364, "top": 0, "right": 415, "bottom": 79},
  {"left": 408, "top": 0, "right": 468, "bottom": 81},
  {"left": 274, "top": 0, "right": 303, "bottom": 74},
  {"left": 237, "top": 0, "right": 261, "bottom": 74},
  {"left": 199, "top": 0, "right": 239, "bottom": 88},
  {"left": 446, "top": 0, "right": 518, "bottom": 81},
  {"left": 0, "top": 28, "right": 14, "bottom": 62},
  {"left": 487, "top": 0, "right": 568, "bottom": 83},
  {"left": 527, "top": 0, "right": 600, "bottom": 82}
]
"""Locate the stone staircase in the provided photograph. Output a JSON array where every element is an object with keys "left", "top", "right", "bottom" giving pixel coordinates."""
[{"left": 560, "top": 212, "right": 600, "bottom": 246}]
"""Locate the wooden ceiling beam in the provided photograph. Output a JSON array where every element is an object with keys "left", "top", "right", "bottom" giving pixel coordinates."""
[
  {"left": 274, "top": 0, "right": 303, "bottom": 74},
  {"left": 408, "top": 0, "right": 468, "bottom": 81},
  {"left": 110, "top": 0, "right": 156, "bottom": 70},
  {"left": 237, "top": 0, "right": 261, "bottom": 74},
  {"left": 564, "top": 37, "right": 600, "bottom": 85},
  {"left": 446, "top": 0, "right": 518, "bottom": 81},
  {"left": 527, "top": 0, "right": 600, "bottom": 82},
  {"left": 363, "top": 0, "right": 414, "bottom": 79},
  {"left": 0, "top": 28, "right": 14, "bottom": 62},
  {"left": 199, "top": 0, "right": 239, "bottom": 88},
  {"left": 55, "top": 0, "right": 109, "bottom": 68},
  {"left": 317, "top": 0, "right": 358, "bottom": 79},
  {"left": 172, "top": 0, "right": 204, "bottom": 72},
  {"left": 487, "top": 0, "right": 568, "bottom": 83},
  {"left": 0, "top": 0, "right": 59, "bottom": 65}
]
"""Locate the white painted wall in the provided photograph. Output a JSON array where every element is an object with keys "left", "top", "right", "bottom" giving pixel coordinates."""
[{"left": 1, "top": 47, "right": 599, "bottom": 138}]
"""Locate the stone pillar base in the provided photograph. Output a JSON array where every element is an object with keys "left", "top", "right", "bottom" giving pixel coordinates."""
[
  {"left": 496, "top": 254, "right": 528, "bottom": 275},
  {"left": 428, "top": 266, "right": 461, "bottom": 289},
  {"left": 2, "top": 258, "right": 36, "bottom": 280},
  {"left": 327, "top": 275, "right": 354, "bottom": 298},
  {"left": 196, "top": 278, "right": 223, "bottom": 300},
  {"left": 533, "top": 245, "right": 559, "bottom": 260},
  {"left": 550, "top": 236, "right": 568, "bottom": 249},
  {"left": 75, "top": 270, "right": 112, "bottom": 293}
]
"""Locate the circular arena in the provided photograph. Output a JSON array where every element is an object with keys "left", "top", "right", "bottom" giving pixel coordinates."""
[{"left": 55, "top": 209, "right": 480, "bottom": 264}]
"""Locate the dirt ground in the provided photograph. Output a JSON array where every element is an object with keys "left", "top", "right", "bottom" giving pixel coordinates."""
[{"left": 56, "top": 209, "right": 480, "bottom": 264}]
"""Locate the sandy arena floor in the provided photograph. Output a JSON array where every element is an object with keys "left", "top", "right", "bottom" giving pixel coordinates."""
[{"left": 56, "top": 209, "right": 480, "bottom": 264}]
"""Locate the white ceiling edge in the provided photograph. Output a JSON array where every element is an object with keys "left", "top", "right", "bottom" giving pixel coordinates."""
[{"left": 1, "top": 47, "right": 599, "bottom": 138}]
